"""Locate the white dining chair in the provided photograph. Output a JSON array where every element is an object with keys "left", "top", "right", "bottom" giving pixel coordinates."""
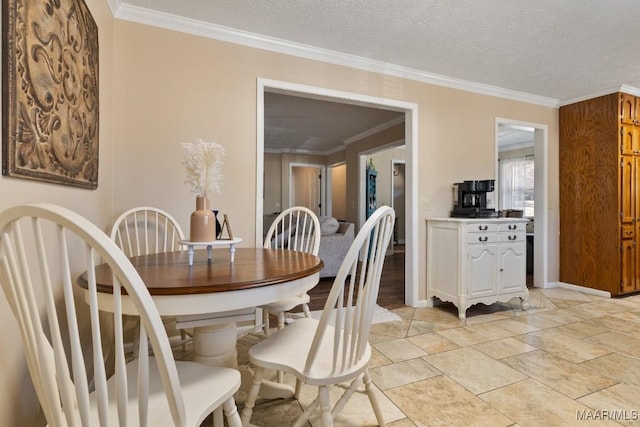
[
  {"left": 259, "top": 206, "right": 321, "bottom": 335},
  {"left": 242, "top": 206, "right": 395, "bottom": 427},
  {"left": 111, "top": 206, "right": 191, "bottom": 355},
  {"left": 0, "top": 203, "right": 242, "bottom": 427}
]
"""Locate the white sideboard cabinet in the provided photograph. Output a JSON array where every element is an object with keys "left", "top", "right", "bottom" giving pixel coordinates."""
[{"left": 426, "top": 218, "right": 529, "bottom": 320}]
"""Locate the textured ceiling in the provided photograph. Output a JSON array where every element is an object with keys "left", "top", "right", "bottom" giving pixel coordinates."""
[
  {"left": 265, "top": 93, "right": 403, "bottom": 154},
  {"left": 117, "top": 0, "right": 640, "bottom": 152}
]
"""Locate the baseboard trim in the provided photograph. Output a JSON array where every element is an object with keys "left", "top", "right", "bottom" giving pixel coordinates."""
[{"left": 555, "top": 281, "right": 611, "bottom": 299}]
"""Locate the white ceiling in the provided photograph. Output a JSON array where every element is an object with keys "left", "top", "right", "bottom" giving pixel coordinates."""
[{"left": 114, "top": 0, "right": 640, "bottom": 153}]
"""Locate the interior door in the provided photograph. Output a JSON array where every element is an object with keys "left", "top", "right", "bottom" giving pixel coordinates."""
[{"left": 291, "top": 165, "right": 322, "bottom": 216}]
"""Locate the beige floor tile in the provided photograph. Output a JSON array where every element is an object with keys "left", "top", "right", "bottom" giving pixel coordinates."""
[
  {"left": 436, "top": 326, "right": 492, "bottom": 346},
  {"left": 391, "top": 306, "right": 416, "bottom": 321},
  {"left": 385, "top": 376, "right": 514, "bottom": 427},
  {"left": 517, "top": 328, "right": 612, "bottom": 364},
  {"left": 368, "top": 358, "right": 440, "bottom": 390},
  {"left": 486, "top": 318, "right": 541, "bottom": 335},
  {"left": 610, "top": 309, "right": 640, "bottom": 324},
  {"left": 296, "top": 379, "right": 406, "bottom": 426},
  {"left": 406, "top": 332, "right": 460, "bottom": 354},
  {"left": 423, "top": 347, "right": 527, "bottom": 395},
  {"left": 581, "top": 352, "right": 640, "bottom": 388},
  {"left": 577, "top": 383, "right": 640, "bottom": 427},
  {"left": 465, "top": 322, "right": 518, "bottom": 340},
  {"left": 413, "top": 304, "right": 463, "bottom": 325},
  {"left": 247, "top": 398, "right": 308, "bottom": 427},
  {"left": 386, "top": 418, "right": 416, "bottom": 426},
  {"left": 585, "top": 331, "right": 640, "bottom": 358},
  {"left": 533, "top": 308, "right": 594, "bottom": 325},
  {"left": 553, "top": 320, "right": 611, "bottom": 339},
  {"left": 539, "top": 288, "right": 594, "bottom": 302},
  {"left": 373, "top": 338, "right": 427, "bottom": 362},
  {"left": 474, "top": 337, "right": 537, "bottom": 360},
  {"left": 511, "top": 313, "right": 563, "bottom": 330},
  {"left": 406, "top": 318, "right": 458, "bottom": 336},
  {"left": 571, "top": 300, "right": 631, "bottom": 316},
  {"left": 370, "top": 318, "right": 412, "bottom": 338},
  {"left": 480, "top": 378, "right": 621, "bottom": 427},
  {"left": 501, "top": 350, "right": 619, "bottom": 399},
  {"left": 368, "top": 346, "right": 393, "bottom": 368},
  {"left": 464, "top": 310, "right": 514, "bottom": 325},
  {"left": 582, "top": 315, "right": 640, "bottom": 337}
]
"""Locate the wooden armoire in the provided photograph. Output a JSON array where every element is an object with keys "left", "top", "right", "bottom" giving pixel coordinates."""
[{"left": 560, "top": 92, "right": 640, "bottom": 296}]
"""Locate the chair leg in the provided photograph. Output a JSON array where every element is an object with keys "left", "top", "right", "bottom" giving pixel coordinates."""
[
  {"left": 213, "top": 407, "right": 223, "bottom": 427},
  {"left": 277, "top": 311, "right": 286, "bottom": 330},
  {"left": 241, "top": 367, "right": 264, "bottom": 426},
  {"left": 302, "top": 302, "right": 311, "bottom": 318},
  {"left": 262, "top": 310, "right": 271, "bottom": 336},
  {"left": 363, "top": 370, "right": 385, "bottom": 426},
  {"left": 294, "top": 378, "right": 303, "bottom": 399},
  {"left": 223, "top": 396, "right": 242, "bottom": 427},
  {"left": 319, "top": 386, "right": 333, "bottom": 427}
]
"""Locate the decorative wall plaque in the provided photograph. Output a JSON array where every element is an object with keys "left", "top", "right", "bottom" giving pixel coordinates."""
[{"left": 2, "top": 0, "right": 99, "bottom": 188}]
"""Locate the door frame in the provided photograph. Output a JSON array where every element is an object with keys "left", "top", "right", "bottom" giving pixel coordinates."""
[
  {"left": 256, "top": 78, "right": 420, "bottom": 307},
  {"left": 391, "top": 159, "right": 406, "bottom": 245},
  {"left": 495, "top": 117, "right": 549, "bottom": 288}
]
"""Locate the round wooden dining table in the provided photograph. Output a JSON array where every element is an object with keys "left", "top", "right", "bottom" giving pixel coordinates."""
[{"left": 83, "top": 247, "right": 323, "bottom": 397}]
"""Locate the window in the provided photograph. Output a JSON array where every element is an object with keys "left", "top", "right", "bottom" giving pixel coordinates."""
[{"left": 499, "top": 157, "right": 534, "bottom": 217}]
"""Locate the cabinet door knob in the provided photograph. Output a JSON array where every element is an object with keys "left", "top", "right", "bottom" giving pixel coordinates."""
[
  {"left": 508, "top": 235, "right": 517, "bottom": 240},
  {"left": 478, "top": 236, "right": 488, "bottom": 242}
]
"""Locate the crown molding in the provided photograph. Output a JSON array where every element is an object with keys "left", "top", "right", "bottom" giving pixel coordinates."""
[
  {"left": 559, "top": 85, "right": 640, "bottom": 107},
  {"left": 114, "top": 3, "right": 560, "bottom": 109},
  {"left": 344, "top": 116, "right": 405, "bottom": 145}
]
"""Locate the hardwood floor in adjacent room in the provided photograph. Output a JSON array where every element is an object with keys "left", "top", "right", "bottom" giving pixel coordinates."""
[{"left": 306, "top": 244, "right": 406, "bottom": 311}]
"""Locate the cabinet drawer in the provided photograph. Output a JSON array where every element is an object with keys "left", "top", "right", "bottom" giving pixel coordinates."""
[
  {"left": 467, "top": 233, "right": 498, "bottom": 244},
  {"left": 466, "top": 223, "right": 499, "bottom": 233},
  {"left": 499, "top": 231, "right": 525, "bottom": 243},
  {"left": 622, "top": 226, "right": 635, "bottom": 239},
  {"left": 499, "top": 222, "right": 525, "bottom": 232}
]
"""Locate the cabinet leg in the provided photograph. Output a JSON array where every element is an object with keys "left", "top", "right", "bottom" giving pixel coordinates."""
[{"left": 520, "top": 297, "right": 529, "bottom": 311}]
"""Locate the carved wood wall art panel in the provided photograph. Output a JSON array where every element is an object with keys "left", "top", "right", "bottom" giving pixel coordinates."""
[{"left": 2, "top": 0, "right": 99, "bottom": 188}]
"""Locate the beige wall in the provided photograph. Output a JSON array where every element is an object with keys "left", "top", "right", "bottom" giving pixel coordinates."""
[
  {"left": 0, "top": 1, "right": 115, "bottom": 425},
  {"left": 0, "top": 2, "right": 559, "bottom": 423},
  {"left": 331, "top": 164, "right": 347, "bottom": 220}
]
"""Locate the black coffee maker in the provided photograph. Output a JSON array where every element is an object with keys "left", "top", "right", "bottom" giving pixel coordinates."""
[{"left": 451, "top": 180, "right": 498, "bottom": 218}]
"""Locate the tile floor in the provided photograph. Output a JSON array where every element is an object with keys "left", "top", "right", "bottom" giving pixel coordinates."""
[{"left": 235, "top": 287, "right": 640, "bottom": 426}]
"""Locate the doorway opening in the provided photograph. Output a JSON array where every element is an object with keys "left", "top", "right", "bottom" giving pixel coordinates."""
[
  {"left": 256, "top": 78, "right": 420, "bottom": 306},
  {"left": 495, "top": 118, "right": 549, "bottom": 288}
]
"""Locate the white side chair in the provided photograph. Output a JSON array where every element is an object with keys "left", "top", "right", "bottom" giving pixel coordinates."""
[
  {"left": 242, "top": 206, "right": 395, "bottom": 427},
  {"left": 259, "top": 206, "right": 321, "bottom": 335},
  {"left": 110, "top": 206, "right": 190, "bottom": 354},
  {"left": 0, "top": 203, "right": 242, "bottom": 426}
]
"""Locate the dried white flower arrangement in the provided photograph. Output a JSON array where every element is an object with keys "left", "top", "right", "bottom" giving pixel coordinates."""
[{"left": 180, "top": 139, "right": 225, "bottom": 197}]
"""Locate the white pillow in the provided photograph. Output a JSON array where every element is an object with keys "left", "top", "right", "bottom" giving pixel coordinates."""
[{"left": 319, "top": 216, "right": 339, "bottom": 235}]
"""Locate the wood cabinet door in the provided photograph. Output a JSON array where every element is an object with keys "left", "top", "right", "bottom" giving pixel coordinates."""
[
  {"left": 621, "top": 125, "right": 640, "bottom": 155},
  {"left": 622, "top": 238, "right": 637, "bottom": 293},
  {"left": 621, "top": 93, "right": 638, "bottom": 125},
  {"left": 620, "top": 155, "right": 636, "bottom": 225}
]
